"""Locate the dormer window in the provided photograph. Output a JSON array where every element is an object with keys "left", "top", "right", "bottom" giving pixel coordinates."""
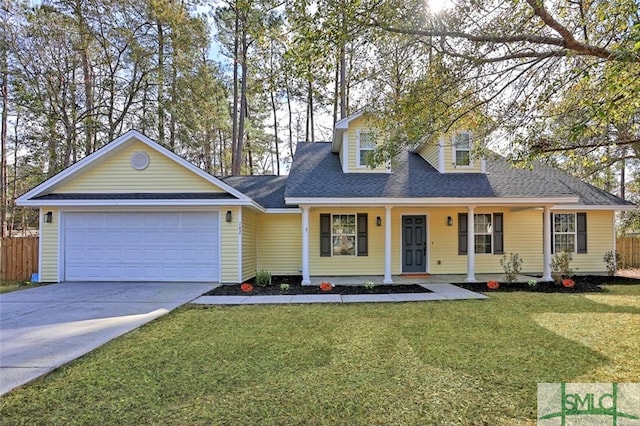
[
  {"left": 357, "top": 131, "right": 375, "bottom": 167},
  {"left": 453, "top": 132, "right": 472, "bottom": 167}
]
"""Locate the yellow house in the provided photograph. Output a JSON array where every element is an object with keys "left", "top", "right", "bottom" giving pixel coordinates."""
[{"left": 17, "top": 113, "right": 634, "bottom": 284}]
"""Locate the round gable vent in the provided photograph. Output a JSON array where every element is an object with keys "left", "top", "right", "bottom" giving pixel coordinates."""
[{"left": 131, "top": 151, "right": 150, "bottom": 170}]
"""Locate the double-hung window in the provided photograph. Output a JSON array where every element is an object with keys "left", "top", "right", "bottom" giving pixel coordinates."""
[
  {"left": 332, "top": 214, "right": 356, "bottom": 256},
  {"left": 458, "top": 213, "right": 504, "bottom": 255},
  {"left": 358, "top": 132, "right": 375, "bottom": 167},
  {"left": 453, "top": 132, "right": 471, "bottom": 167},
  {"left": 474, "top": 214, "right": 493, "bottom": 254},
  {"left": 553, "top": 213, "right": 587, "bottom": 253},
  {"left": 553, "top": 213, "right": 575, "bottom": 253},
  {"left": 320, "top": 213, "right": 368, "bottom": 257}
]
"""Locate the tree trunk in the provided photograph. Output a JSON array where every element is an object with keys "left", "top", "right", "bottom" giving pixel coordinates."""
[
  {"left": 333, "top": 57, "right": 339, "bottom": 127},
  {"left": 218, "top": 128, "right": 226, "bottom": 176},
  {"left": 233, "top": 16, "right": 248, "bottom": 175},
  {"left": 169, "top": 60, "right": 177, "bottom": 150},
  {"left": 339, "top": 1, "right": 347, "bottom": 120},
  {"left": 286, "top": 85, "right": 294, "bottom": 158},
  {"left": 308, "top": 79, "right": 315, "bottom": 142},
  {"left": 0, "top": 36, "right": 7, "bottom": 237},
  {"left": 9, "top": 113, "right": 19, "bottom": 236},
  {"left": 157, "top": 22, "right": 165, "bottom": 145},
  {"left": 204, "top": 128, "right": 213, "bottom": 174},
  {"left": 270, "top": 89, "right": 280, "bottom": 175},
  {"left": 246, "top": 132, "right": 253, "bottom": 175},
  {"left": 339, "top": 40, "right": 346, "bottom": 119},
  {"left": 231, "top": 5, "right": 241, "bottom": 175},
  {"left": 75, "top": 0, "right": 94, "bottom": 156}
]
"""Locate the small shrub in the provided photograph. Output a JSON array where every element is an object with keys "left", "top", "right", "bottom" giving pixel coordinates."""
[
  {"left": 603, "top": 251, "right": 622, "bottom": 276},
  {"left": 364, "top": 281, "right": 375, "bottom": 289},
  {"left": 527, "top": 279, "right": 538, "bottom": 288},
  {"left": 499, "top": 253, "right": 523, "bottom": 284},
  {"left": 551, "top": 251, "right": 573, "bottom": 283},
  {"left": 562, "top": 278, "right": 575, "bottom": 288},
  {"left": 240, "top": 283, "right": 254, "bottom": 293},
  {"left": 255, "top": 269, "right": 272, "bottom": 287},
  {"left": 280, "top": 283, "right": 290, "bottom": 291}
]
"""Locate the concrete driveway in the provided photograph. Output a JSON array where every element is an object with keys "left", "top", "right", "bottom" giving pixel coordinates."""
[{"left": 0, "top": 282, "right": 215, "bottom": 395}]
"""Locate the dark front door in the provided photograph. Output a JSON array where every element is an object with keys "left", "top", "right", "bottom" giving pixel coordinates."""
[{"left": 402, "top": 215, "right": 426, "bottom": 273}]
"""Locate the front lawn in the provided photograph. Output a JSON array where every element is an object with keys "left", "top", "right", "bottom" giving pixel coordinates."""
[{"left": 1, "top": 285, "right": 638, "bottom": 425}]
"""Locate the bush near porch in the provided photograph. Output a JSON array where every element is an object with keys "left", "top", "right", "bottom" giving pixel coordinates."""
[{"left": 0, "top": 285, "right": 638, "bottom": 425}]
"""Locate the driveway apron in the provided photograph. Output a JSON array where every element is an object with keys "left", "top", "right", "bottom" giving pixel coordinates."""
[{"left": 0, "top": 282, "right": 214, "bottom": 396}]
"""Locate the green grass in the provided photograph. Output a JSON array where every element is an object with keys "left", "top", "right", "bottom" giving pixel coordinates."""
[
  {"left": 1, "top": 285, "right": 638, "bottom": 425},
  {"left": 0, "top": 280, "right": 47, "bottom": 294}
]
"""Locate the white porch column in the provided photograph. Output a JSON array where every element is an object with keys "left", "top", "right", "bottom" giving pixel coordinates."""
[
  {"left": 465, "top": 206, "right": 476, "bottom": 282},
  {"left": 301, "top": 205, "right": 311, "bottom": 285},
  {"left": 542, "top": 205, "right": 552, "bottom": 281},
  {"left": 384, "top": 206, "right": 393, "bottom": 284}
]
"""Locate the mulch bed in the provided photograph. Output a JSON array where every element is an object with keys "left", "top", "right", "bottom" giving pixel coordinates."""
[
  {"left": 205, "top": 276, "right": 432, "bottom": 296},
  {"left": 206, "top": 275, "right": 640, "bottom": 296},
  {"left": 456, "top": 275, "right": 640, "bottom": 293}
]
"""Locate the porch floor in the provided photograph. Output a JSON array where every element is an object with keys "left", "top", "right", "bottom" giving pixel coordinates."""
[{"left": 309, "top": 274, "right": 541, "bottom": 286}]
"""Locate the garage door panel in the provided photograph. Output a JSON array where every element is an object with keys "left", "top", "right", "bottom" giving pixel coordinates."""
[{"left": 64, "top": 212, "right": 219, "bottom": 282}]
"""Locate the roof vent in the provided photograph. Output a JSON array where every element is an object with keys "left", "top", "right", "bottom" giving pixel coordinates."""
[{"left": 131, "top": 151, "right": 150, "bottom": 170}]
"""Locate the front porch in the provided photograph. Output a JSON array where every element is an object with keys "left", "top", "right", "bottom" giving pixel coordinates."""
[
  {"left": 299, "top": 206, "right": 557, "bottom": 285},
  {"left": 308, "top": 274, "right": 542, "bottom": 286}
]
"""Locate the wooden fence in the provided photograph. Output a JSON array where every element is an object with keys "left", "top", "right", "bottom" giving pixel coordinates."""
[
  {"left": 0, "top": 237, "right": 39, "bottom": 281},
  {"left": 617, "top": 236, "right": 640, "bottom": 269}
]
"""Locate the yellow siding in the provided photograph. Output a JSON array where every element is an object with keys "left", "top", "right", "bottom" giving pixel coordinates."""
[
  {"left": 257, "top": 213, "right": 302, "bottom": 275},
  {"left": 416, "top": 142, "right": 439, "bottom": 170},
  {"left": 220, "top": 207, "right": 240, "bottom": 283},
  {"left": 566, "top": 210, "right": 614, "bottom": 273},
  {"left": 305, "top": 207, "right": 614, "bottom": 276},
  {"left": 426, "top": 208, "right": 613, "bottom": 274},
  {"left": 309, "top": 207, "right": 386, "bottom": 275},
  {"left": 39, "top": 207, "right": 59, "bottom": 282},
  {"left": 345, "top": 115, "right": 388, "bottom": 173},
  {"left": 242, "top": 208, "right": 258, "bottom": 281},
  {"left": 427, "top": 207, "right": 547, "bottom": 274},
  {"left": 441, "top": 133, "right": 483, "bottom": 174},
  {"left": 499, "top": 209, "right": 544, "bottom": 274},
  {"left": 57, "top": 140, "right": 224, "bottom": 193}
]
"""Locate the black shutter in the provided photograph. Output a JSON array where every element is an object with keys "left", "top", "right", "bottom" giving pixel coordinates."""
[
  {"left": 320, "top": 214, "right": 331, "bottom": 257},
  {"left": 459, "top": 213, "right": 468, "bottom": 255},
  {"left": 357, "top": 214, "right": 368, "bottom": 256},
  {"left": 493, "top": 213, "right": 504, "bottom": 254},
  {"left": 550, "top": 212, "right": 554, "bottom": 254},
  {"left": 577, "top": 213, "right": 587, "bottom": 253}
]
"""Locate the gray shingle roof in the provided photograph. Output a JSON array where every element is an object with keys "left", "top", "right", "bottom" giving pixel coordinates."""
[
  {"left": 485, "top": 155, "right": 633, "bottom": 205},
  {"left": 285, "top": 142, "right": 495, "bottom": 198},
  {"left": 284, "top": 142, "right": 632, "bottom": 206},
  {"left": 221, "top": 175, "right": 290, "bottom": 209}
]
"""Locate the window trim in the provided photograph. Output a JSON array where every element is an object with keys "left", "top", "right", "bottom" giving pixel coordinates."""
[
  {"left": 474, "top": 213, "right": 493, "bottom": 254},
  {"left": 552, "top": 212, "right": 587, "bottom": 254},
  {"left": 320, "top": 213, "right": 368, "bottom": 257},
  {"left": 356, "top": 130, "right": 375, "bottom": 168},
  {"left": 332, "top": 213, "right": 357, "bottom": 256},
  {"left": 458, "top": 212, "right": 504, "bottom": 255},
  {"left": 452, "top": 131, "right": 473, "bottom": 168}
]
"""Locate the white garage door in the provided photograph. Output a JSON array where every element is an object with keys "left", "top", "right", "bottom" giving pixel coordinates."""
[{"left": 64, "top": 212, "right": 219, "bottom": 282}]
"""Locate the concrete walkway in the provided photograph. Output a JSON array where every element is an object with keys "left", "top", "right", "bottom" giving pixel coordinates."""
[
  {"left": 192, "top": 283, "right": 486, "bottom": 305},
  {"left": 0, "top": 282, "right": 214, "bottom": 396}
]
